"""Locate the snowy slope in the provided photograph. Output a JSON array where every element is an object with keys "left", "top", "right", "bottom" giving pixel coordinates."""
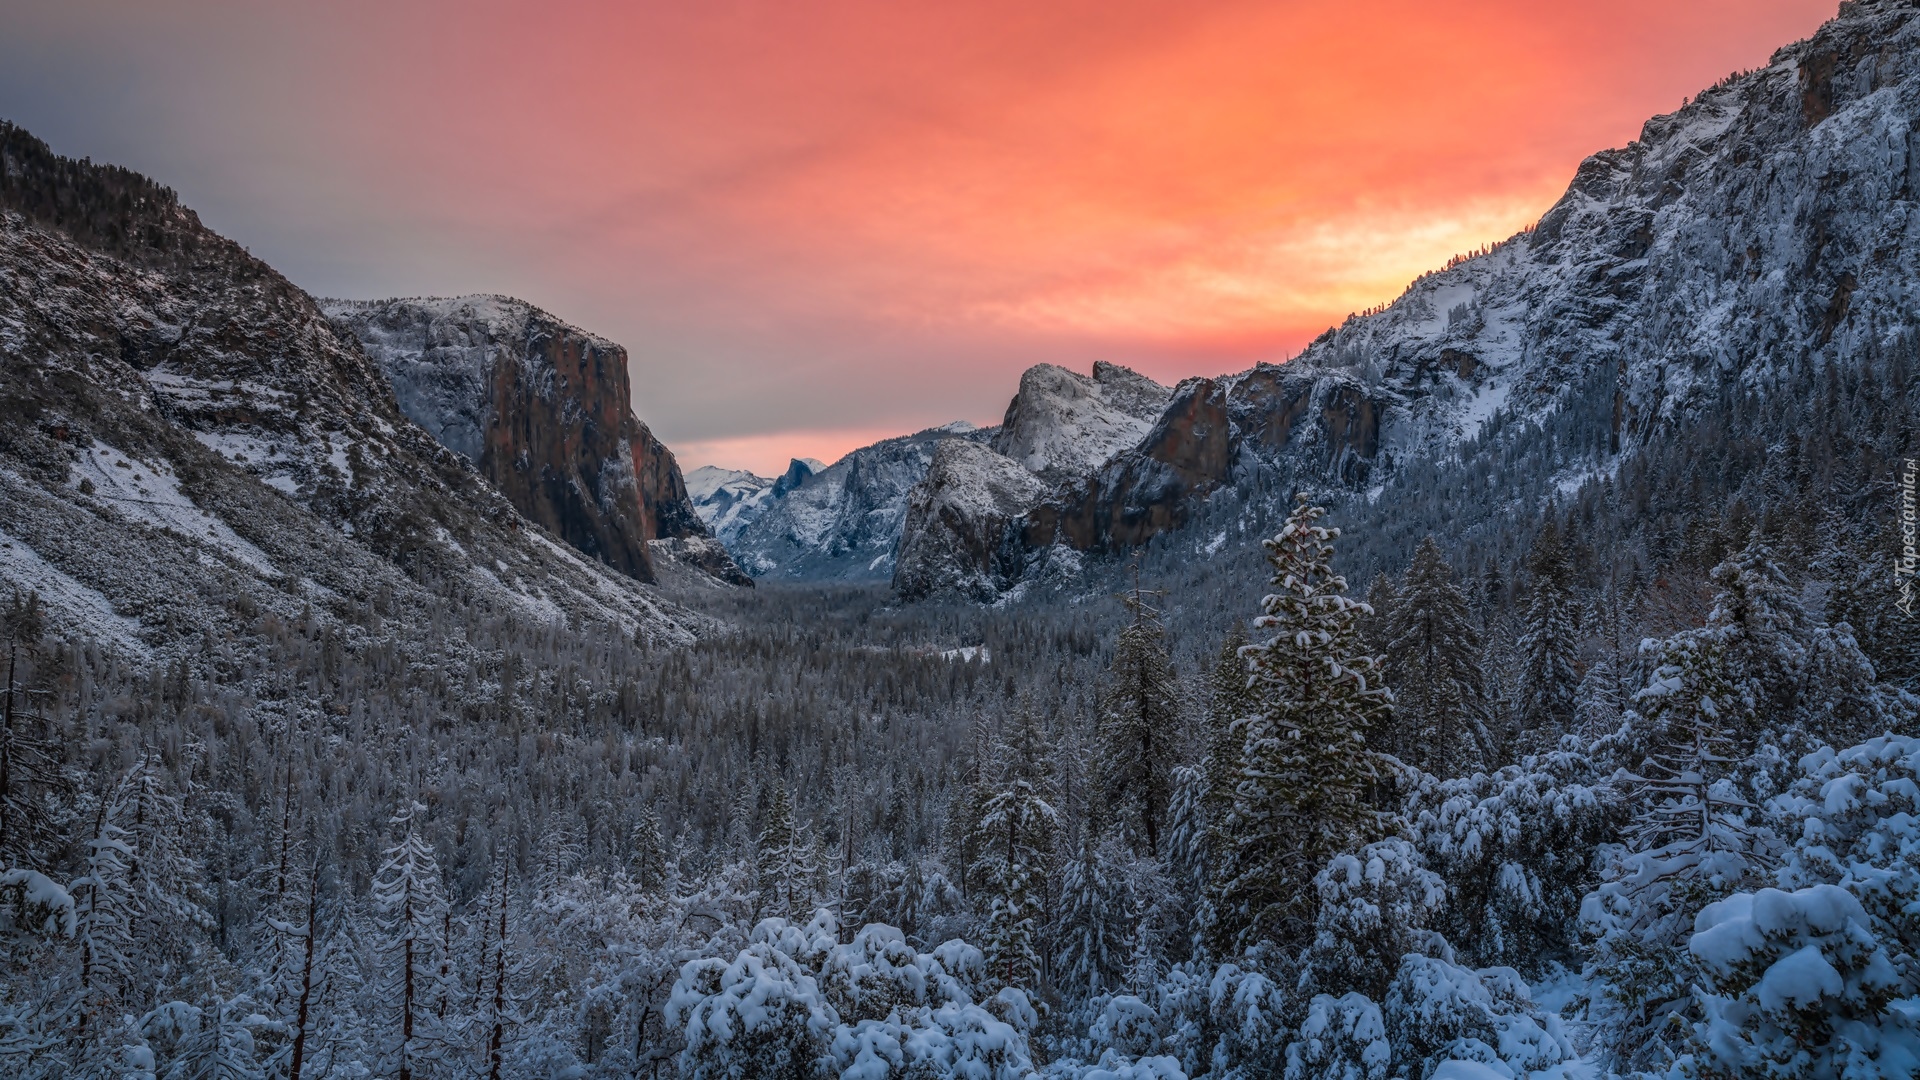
[{"left": 1286, "top": 2, "right": 1920, "bottom": 454}]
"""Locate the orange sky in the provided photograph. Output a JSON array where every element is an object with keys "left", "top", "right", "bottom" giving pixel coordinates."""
[{"left": 0, "top": 0, "right": 1839, "bottom": 473}]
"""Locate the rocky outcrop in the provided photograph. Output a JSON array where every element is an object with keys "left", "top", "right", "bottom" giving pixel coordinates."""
[
  {"left": 990, "top": 361, "right": 1169, "bottom": 484},
  {"left": 892, "top": 440, "right": 1050, "bottom": 601},
  {"left": 0, "top": 120, "right": 704, "bottom": 651},
  {"left": 1020, "top": 376, "right": 1237, "bottom": 553},
  {"left": 890, "top": 361, "right": 1398, "bottom": 600},
  {"left": 647, "top": 535, "right": 756, "bottom": 588},
  {"left": 889, "top": 363, "right": 1178, "bottom": 599},
  {"left": 729, "top": 423, "right": 990, "bottom": 581},
  {"left": 324, "top": 296, "right": 746, "bottom": 586}
]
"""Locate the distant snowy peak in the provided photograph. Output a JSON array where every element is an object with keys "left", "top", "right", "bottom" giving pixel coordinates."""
[
  {"left": 990, "top": 361, "right": 1170, "bottom": 484},
  {"left": 687, "top": 465, "right": 774, "bottom": 543},
  {"left": 686, "top": 457, "right": 827, "bottom": 545},
  {"left": 685, "top": 464, "right": 766, "bottom": 504},
  {"left": 726, "top": 423, "right": 992, "bottom": 581}
]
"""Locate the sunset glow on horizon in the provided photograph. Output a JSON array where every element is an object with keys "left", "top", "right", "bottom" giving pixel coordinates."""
[{"left": 1, "top": 0, "right": 1839, "bottom": 474}]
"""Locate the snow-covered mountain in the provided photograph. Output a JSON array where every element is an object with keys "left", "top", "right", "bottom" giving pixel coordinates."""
[
  {"left": 727, "top": 423, "right": 990, "bottom": 581},
  {"left": 892, "top": 361, "right": 1178, "bottom": 599},
  {"left": 686, "top": 457, "right": 823, "bottom": 545},
  {"left": 989, "top": 361, "right": 1170, "bottom": 484},
  {"left": 897, "top": 0, "right": 1920, "bottom": 601},
  {"left": 322, "top": 295, "right": 749, "bottom": 587},
  {"left": 0, "top": 121, "right": 707, "bottom": 652}
]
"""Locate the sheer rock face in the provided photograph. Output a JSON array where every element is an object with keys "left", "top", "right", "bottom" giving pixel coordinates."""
[
  {"left": 0, "top": 120, "right": 705, "bottom": 651},
  {"left": 324, "top": 296, "right": 744, "bottom": 587},
  {"left": 1020, "top": 376, "right": 1237, "bottom": 555}
]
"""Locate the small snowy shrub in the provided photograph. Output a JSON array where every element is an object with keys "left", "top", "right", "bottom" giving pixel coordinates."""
[
  {"left": 1302, "top": 838, "right": 1449, "bottom": 1000},
  {"left": 1088, "top": 994, "right": 1163, "bottom": 1059},
  {"left": 1688, "top": 885, "right": 1919, "bottom": 1076},
  {"left": 1284, "top": 992, "right": 1391, "bottom": 1080},
  {"left": 1382, "top": 954, "right": 1574, "bottom": 1079}
]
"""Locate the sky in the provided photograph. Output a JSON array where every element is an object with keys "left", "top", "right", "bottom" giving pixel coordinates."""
[{"left": 0, "top": 0, "right": 1838, "bottom": 475}]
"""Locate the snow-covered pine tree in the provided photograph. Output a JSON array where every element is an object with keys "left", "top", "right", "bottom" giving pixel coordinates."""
[
  {"left": 971, "top": 774, "right": 1057, "bottom": 993},
  {"left": 472, "top": 861, "right": 516, "bottom": 1080},
  {"left": 1379, "top": 536, "right": 1490, "bottom": 777},
  {"left": 72, "top": 785, "right": 136, "bottom": 1017},
  {"left": 1213, "top": 495, "right": 1394, "bottom": 952},
  {"left": 1056, "top": 828, "right": 1131, "bottom": 1003},
  {"left": 1361, "top": 571, "right": 1399, "bottom": 658},
  {"left": 1517, "top": 520, "right": 1581, "bottom": 749},
  {"left": 1203, "top": 622, "right": 1253, "bottom": 824},
  {"left": 1825, "top": 517, "right": 1920, "bottom": 692},
  {"left": 116, "top": 756, "right": 214, "bottom": 1009},
  {"left": 371, "top": 800, "right": 451, "bottom": 1080},
  {"left": 0, "top": 590, "right": 62, "bottom": 870},
  {"left": 629, "top": 802, "right": 667, "bottom": 895},
  {"left": 1582, "top": 630, "right": 1774, "bottom": 1072},
  {"left": 753, "top": 786, "right": 818, "bottom": 919},
  {"left": 260, "top": 860, "right": 322, "bottom": 1080},
  {"left": 1098, "top": 583, "right": 1181, "bottom": 858}
]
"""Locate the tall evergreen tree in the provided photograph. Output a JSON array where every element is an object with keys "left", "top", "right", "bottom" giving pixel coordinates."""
[
  {"left": 1098, "top": 584, "right": 1181, "bottom": 858},
  {"left": 1213, "top": 496, "right": 1394, "bottom": 951},
  {"left": 371, "top": 801, "right": 451, "bottom": 1080},
  {"left": 629, "top": 802, "right": 668, "bottom": 895},
  {"left": 971, "top": 775, "right": 1057, "bottom": 993},
  {"left": 1379, "top": 536, "right": 1490, "bottom": 776},
  {"left": 0, "top": 591, "right": 61, "bottom": 870},
  {"left": 1517, "top": 520, "right": 1581, "bottom": 746},
  {"left": 755, "top": 786, "right": 796, "bottom": 917}
]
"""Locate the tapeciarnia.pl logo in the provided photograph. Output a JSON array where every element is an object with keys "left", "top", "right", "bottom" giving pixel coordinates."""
[{"left": 1899, "top": 457, "right": 1917, "bottom": 617}]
